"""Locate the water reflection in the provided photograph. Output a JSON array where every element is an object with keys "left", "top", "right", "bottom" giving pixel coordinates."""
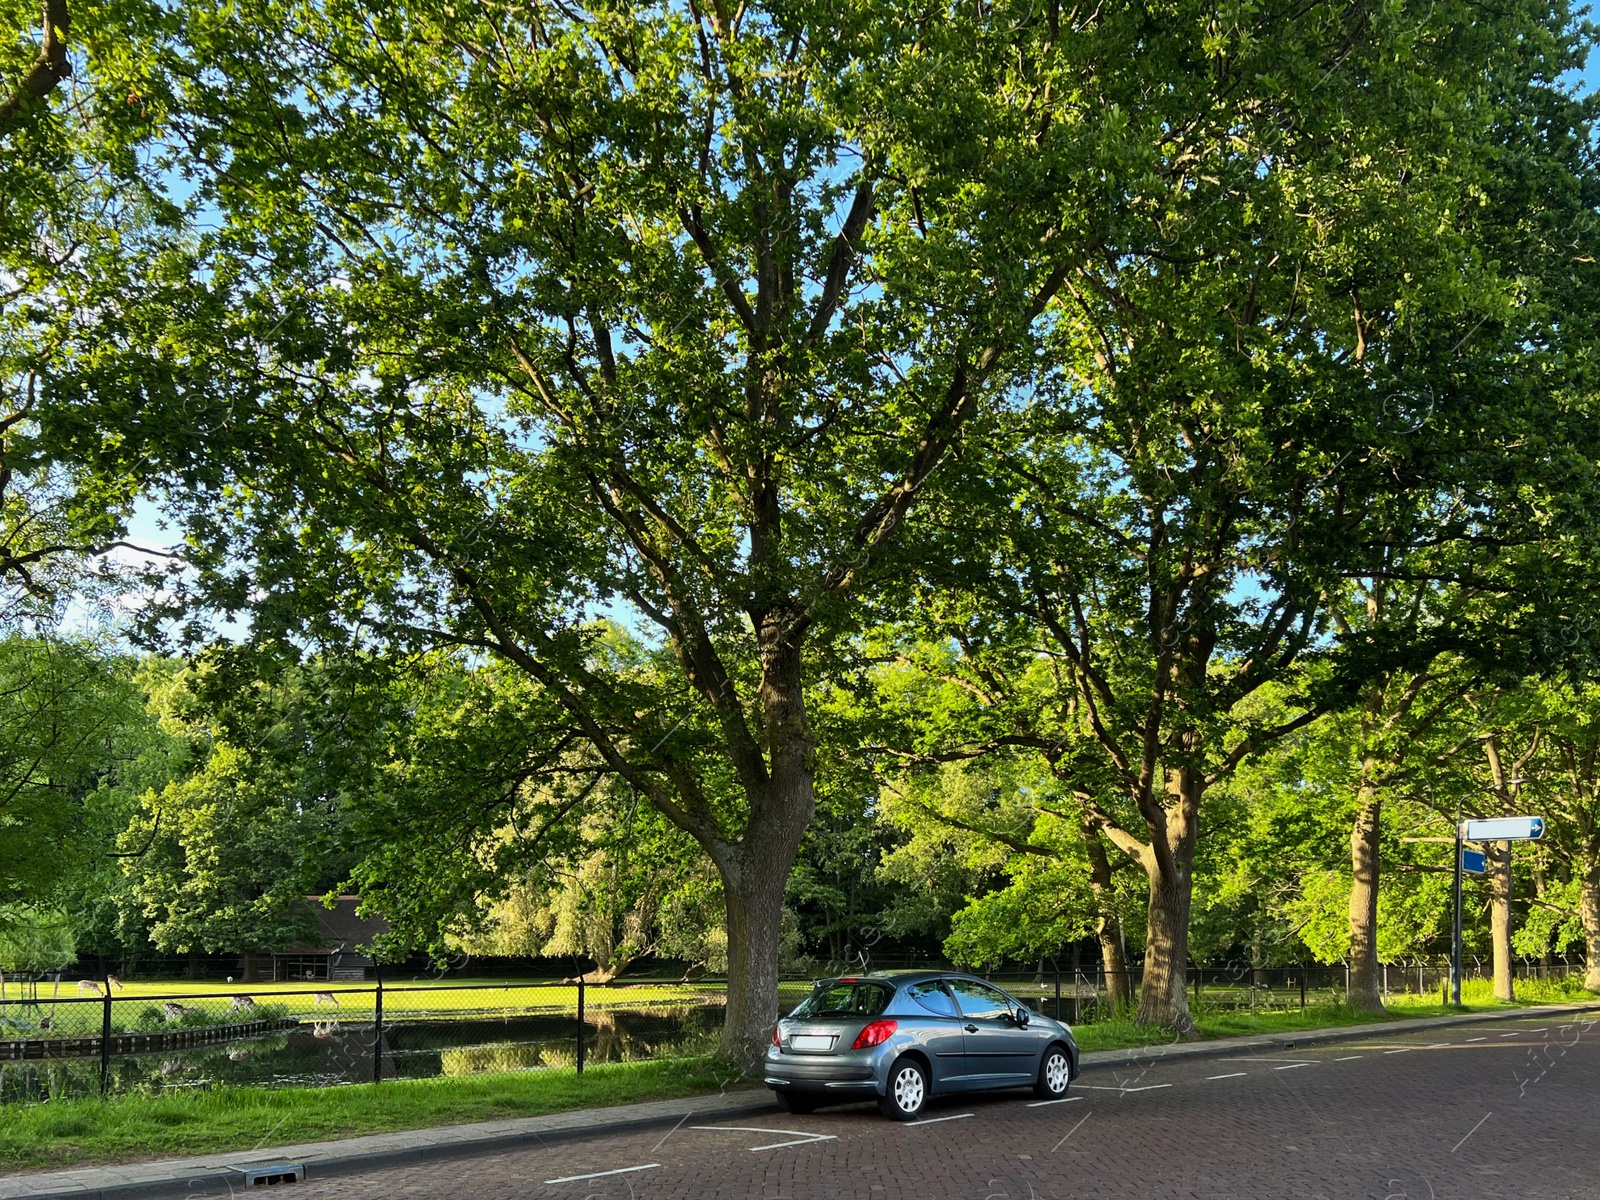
[{"left": 0, "top": 1003, "right": 725, "bottom": 1105}]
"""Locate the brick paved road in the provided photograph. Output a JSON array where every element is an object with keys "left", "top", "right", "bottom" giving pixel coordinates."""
[{"left": 279, "top": 1014, "right": 1600, "bottom": 1199}]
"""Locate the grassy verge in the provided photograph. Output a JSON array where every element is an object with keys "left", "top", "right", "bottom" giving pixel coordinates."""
[
  {"left": 0, "top": 1057, "right": 740, "bottom": 1175},
  {"left": 1073, "top": 977, "right": 1595, "bottom": 1053}
]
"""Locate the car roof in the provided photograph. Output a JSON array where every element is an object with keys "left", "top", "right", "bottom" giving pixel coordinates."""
[{"left": 813, "top": 970, "right": 970, "bottom": 986}]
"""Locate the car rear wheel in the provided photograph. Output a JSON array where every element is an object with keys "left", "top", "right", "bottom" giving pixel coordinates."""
[
  {"left": 1034, "top": 1045, "right": 1072, "bottom": 1099},
  {"left": 878, "top": 1056, "right": 929, "bottom": 1121},
  {"left": 774, "top": 1091, "right": 817, "bottom": 1115}
]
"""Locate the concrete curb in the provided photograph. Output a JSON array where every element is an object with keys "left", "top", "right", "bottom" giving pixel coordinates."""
[{"left": 5, "top": 1001, "right": 1596, "bottom": 1200}]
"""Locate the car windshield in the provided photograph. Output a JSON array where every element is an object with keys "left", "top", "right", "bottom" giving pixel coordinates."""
[{"left": 790, "top": 980, "right": 893, "bottom": 1019}]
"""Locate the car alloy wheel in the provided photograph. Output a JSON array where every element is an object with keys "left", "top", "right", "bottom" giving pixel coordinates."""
[
  {"left": 879, "top": 1056, "right": 929, "bottom": 1121},
  {"left": 1035, "top": 1047, "right": 1071, "bottom": 1098}
]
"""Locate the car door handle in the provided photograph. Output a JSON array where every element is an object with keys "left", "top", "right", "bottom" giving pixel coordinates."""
[{"left": 964, "top": 1024, "right": 978, "bottom": 1033}]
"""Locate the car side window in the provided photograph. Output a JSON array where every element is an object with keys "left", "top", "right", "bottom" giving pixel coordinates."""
[
  {"left": 945, "top": 978, "right": 1012, "bottom": 1021},
  {"left": 905, "top": 981, "right": 958, "bottom": 1017}
]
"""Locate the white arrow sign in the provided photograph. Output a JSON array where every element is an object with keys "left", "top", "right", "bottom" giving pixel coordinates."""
[{"left": 1462, "top": 816, "right": 1546, "bottom": 841}]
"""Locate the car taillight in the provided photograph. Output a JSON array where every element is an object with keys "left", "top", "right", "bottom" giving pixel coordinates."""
[
  {"left": 772, "top": 1022, "right": 782, "bottom": 1047},
  {"left": 851, "top": 1019, "right": 898, "bottom": 1049}
]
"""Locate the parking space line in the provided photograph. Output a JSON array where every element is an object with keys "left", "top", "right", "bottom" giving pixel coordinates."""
[
  {"left": 1123, "top": 1083, "right": 1173, "bottom": 1091},
  {"left": 1027, "top": 1097, "right": 1082, "bottom": 1106},
  {"left": 1384, "top": 1048, "right": 1413, "bottom": 1054},
  {"left": 1425, "top": 1042, "right": 1453, "bottom": 1049},
  {"left": 1219, "top": 1057, "right": 1312, "bottom": 1063},
  {"left": 1500, "top": 1032, "right": 1522, "bottom": 1038},
  {"left": 1273, "top": 1063, "right": 1312, "bottom": 1070},
  {"left": 544, "top": 1164, "right": 660, "bottom": 1184},
  {"left": 1207, "top": 1072, "right": 1247, "bottom": 1080},
  {"left": 689, "top": 1125, "right": 837, "bottom": 1152},
  {"left": 906, "top": 1113, "right": 975, "bottom": 1125},
  {"left": 1334, "top": 1055, "right": 1363, "bottom": 1061},
  {"left": 1467, "top": 1037, "right": 1487, "bottom": 1043}
]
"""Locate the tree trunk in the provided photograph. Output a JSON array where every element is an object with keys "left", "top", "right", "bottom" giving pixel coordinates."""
[
  {"left": 1346, "top": 787, "right": 1385, "bottom": 1012},
  {"left": 709, "top": 629, "right": 815, "bottom": 1072},
  {"left": 717, "top": 833, "right": 799, "bottom": 1070},
  {"left": 1139, "top": 853, "right": 1196, "bottom": 1029},
  {"left": 1488, "top": 842, "right": 1515, "bottom": 1002},
  {"left": 1099, "top": 920, "right": 1131, "bottom": 1012},
  {"left": 1084, "top": 823, "right": 1132, "bottom": 1012},
  {"left": 1135, "top": 767, "right": 1200, "bottom": 1032},
  {"left": 240, "top": 951, "right": 262, "bottom": 984},
  {"left": 1580, "top": 871, "right": 1600, "bottom": 993}
]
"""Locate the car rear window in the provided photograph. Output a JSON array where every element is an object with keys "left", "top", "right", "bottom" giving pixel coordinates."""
[{"left": 790, "top": 980, "right": 893, "bottom": 1019}]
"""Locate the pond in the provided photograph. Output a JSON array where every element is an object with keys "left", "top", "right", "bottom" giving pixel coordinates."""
[{"left": 0, "top": 1003, "right": 725, "bottom": 1106}]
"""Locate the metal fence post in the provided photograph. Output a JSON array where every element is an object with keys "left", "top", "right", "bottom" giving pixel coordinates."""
[
  {"left": 100, "top": 986, "right": 112, "bottom": 1095},
  {"left": 373, "top": 977, "right": 384, "bottom": 1085},
  {"left": 1300, "top": 967, "right": 1306, "bottom": 1011},
  {"left": 576, "top": 977, "right": 585, "bottom": 1075}
]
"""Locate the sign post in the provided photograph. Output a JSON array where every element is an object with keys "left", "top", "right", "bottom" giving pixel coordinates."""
[
  {"left": 1451, "top": 819, "right": 1463, "bottom": 1005},
  {"left": 1451, "top": 815, "right": 1544, "bottom": 1006}
]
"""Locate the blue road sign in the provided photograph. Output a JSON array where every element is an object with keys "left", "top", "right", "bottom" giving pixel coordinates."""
[{"left": 1461, "top": 849, "right": 1487, "bottom": 875}]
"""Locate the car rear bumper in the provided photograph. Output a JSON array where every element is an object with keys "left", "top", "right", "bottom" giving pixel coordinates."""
[{"left": 763, "top": 1051, "right": 883, "bottom": 1095}]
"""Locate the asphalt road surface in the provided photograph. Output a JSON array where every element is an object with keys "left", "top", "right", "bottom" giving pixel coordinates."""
[{"left": 285, "top": 1013, "right": 1599, "bottom": 1199}]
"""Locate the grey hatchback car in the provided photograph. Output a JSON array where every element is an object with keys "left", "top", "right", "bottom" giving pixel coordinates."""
[{"left": 764, "top": 971, "right": 1079, "bottom": 1120}]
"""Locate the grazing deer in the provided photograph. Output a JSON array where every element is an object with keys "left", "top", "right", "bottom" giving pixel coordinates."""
[
  {"left": 104, "top": 974, "right": 124, "bottom": 991},
  {"left": 159, "top": 1059, "right": 185, "bottom": 1077},
  {"left": 312, "top": 991, "right": 339, "bottom": 1008},
  {"left": 229, "top": 995, "right": 257, "bottom": 1011},
  {"left": 77, "top": 980, "right": 103, "bottom": 996},
  {"left": 161, "top": 1001, "right": 193, "bottom": 1021},
  {"left": 228, "top": 1047, "right": 252, "bottom": 1061},
  {"left": 311, "top": 1021, "right": 335, "bottom": 1040}
]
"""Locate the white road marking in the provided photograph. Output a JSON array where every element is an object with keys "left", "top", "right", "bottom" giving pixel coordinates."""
[
  {"left": 1528, "top": 1028, "right": 1549, "bottom": 1034},
  {"left": 1467, "top": 1037, "right": 1487, "bottom": 1043},
  {"left": 544, "top": 1164, "right": 660, "bottom": 1184},
  {"left": 1218, "top": 1057, "right": 1313, "bottom": 1063},
  {"left": 1207, "top": 1072, "right": 1247, "bottom": 1080},
  {"left": 1451, "top": 1111, "right": 1493, "bottom": 1153},
  {"left": 1273, "top": 1063, "right": 1312, "bottom": 1071},
  {"left": 905, "top": 1113, "right": 975, "bottom": 1126},
  {"left": 1075, "top": 1083, "right": 1171, "bottom": 1093},
  {"left": 1384, "top": 1047, "right": 1414, "bottom": 1054},
  {"left": 1500, "top": 1032, "right": 1522, "bottom": 1038},
  {"left": 1425, "top": 1042, "right": 1453, "bottom": 1049},
  {"left": 1122, "top": 1083, "right": 1173, "bottom": 1091},
  {"left": 1050, "top": 1110, "right": 1092, "bottom": 1153},
  {"left": 1027, "top": 1097, "right": 1082, "bottom": 1106},
  {"left": 690, "top": 1124, "right": 837, "bottom": 1152},
  {"left": 1334, "top": 1056, "right": 1364, "bottom": 1061}
]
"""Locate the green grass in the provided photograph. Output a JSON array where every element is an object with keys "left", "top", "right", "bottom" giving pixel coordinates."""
[
  {"left": 0, "top": 1057, "right": 742, "bottom": 1175},
  {"left": 1071, "top": 977, "right": 1596, "bottom": 1053},
  {"left": 0, "top": 978, "right": 726, "bottom": 1036}
]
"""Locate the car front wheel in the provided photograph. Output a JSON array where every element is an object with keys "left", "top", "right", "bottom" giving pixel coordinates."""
[
  {"left": 1034, "top": 1045, "right": 1072, "bottom": 1099},
  {"left": 878, "top": 1056, "right": 929, "bottom": 1121}
]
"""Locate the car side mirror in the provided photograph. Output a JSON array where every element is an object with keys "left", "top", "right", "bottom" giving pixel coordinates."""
[{"left": 1014, "top": 1007, "right": 1029, "bottom": 1027}]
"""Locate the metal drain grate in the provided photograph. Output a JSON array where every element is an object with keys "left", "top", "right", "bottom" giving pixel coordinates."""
[{"left": 231, "top": 1162, "right": 305, "bottom": 1187}]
